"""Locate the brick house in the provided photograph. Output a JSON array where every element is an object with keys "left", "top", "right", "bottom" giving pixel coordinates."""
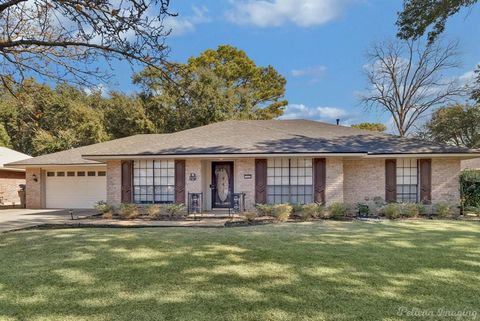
[
  {"left": 5, "top": 120, "right": 479, "bottom": 210},
  {"left": 0, "top": 147, "right": 31, "bottom": 206}
]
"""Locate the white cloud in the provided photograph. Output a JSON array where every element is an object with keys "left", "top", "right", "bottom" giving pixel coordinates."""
[
  {"left": 280, "top": 104, "right": 356, "bottom": 125},
  {"left": 291, "top": 65, "right": 327, "bottom": 78},
  {"left": 164, "top": 5, "right": 210, "bottom": 36},
  {"left": 226, "top": 0, "right": 351, "bottom": 27}
]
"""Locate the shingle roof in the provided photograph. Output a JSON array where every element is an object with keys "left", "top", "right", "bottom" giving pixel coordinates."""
[
  {"left": 6, "top": 120, "right": 478, "bottom": 166},
  {"left": 0, "top": 147, "right": 31, "bottom": 170}
]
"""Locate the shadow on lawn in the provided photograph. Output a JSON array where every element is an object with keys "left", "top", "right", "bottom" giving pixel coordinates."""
[{"left": 0, "top": 221, "right": 479, "bottom": 321}]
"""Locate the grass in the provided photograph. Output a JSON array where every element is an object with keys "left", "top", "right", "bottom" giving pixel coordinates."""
[{"left": 0, "top": 221, "right": 479, "bottom": 321}]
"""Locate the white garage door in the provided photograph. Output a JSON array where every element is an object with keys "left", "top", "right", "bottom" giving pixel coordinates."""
[{"left": 45, "top": 167, "right": 107, "bottom": 209}]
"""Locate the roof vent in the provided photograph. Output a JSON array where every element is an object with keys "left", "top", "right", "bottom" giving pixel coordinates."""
[{"left": 336, "top": 119, "right": 340, "bottom": 125}]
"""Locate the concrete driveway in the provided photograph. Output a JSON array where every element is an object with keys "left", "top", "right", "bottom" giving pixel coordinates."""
[{"left": 0, "top": 209, "right": 97, "bottom": 233}]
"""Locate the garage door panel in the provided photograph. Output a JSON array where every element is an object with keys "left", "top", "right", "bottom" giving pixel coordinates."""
[{"left": 46, "top": 170, "right": 107, "bottom": 209}]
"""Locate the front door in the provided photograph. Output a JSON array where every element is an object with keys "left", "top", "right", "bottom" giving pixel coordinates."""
[{"left": 211, "top": 162, "right": 234, "bottom": 208}]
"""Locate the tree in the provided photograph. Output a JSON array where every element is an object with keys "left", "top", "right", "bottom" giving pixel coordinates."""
[
  {"left": 361, "top": 38, "right": 464, "bottom": 136},
  {"left": 134, "top": 45, "right": 287, "bottom": 132},
  {"left": 472, "top": 67, "right": 480, "bottom": 103},
  {"left": 0, "top": 0, "right": 172, "bottom": 92},
  {"left": 422, "top": 104, "right": 480, "bottom": 148},
  {"left": 0, "top": 123, "right": 11, "bottom": 147},
  {"left": 351, "top": 122, "right": 387, "bottom": 132},
  {"left": 102, "top": 92, "right": 155, "bottom": 139},
  {"left": 0, "top": 79, "right": 108, "bottom": 155},
  {"left": 397, "top": 0, "right": 478, "bottom": 43}
]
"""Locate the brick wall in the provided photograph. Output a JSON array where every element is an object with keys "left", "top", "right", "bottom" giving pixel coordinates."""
[
  {"left": 325, "top": 158, "right": 344, "bottom": 205},
  {"left": 235, "top": 159, "right": 256, "bottom": 210},
  {"left": 343, "top": 159, "right": 385, "bottom": 205},
  {"left": 185, "top": 159, "right": 203, "bottom": 204},
  {"left": 431, "top": 158, "right": 461, "bottom": 204},
  {"left": 25, "top": 168, "right": 43, "bottom": 208},
  {"left": 0, "top": 170, "right": 25, "bottom": 205},
  {"left": 106, "top": 160, "right": 122, "bottom": 207}
]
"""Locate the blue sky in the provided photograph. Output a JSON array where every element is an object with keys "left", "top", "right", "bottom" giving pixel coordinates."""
[{"left": 108, "top": 0, "right": 480, "bottom": 128}]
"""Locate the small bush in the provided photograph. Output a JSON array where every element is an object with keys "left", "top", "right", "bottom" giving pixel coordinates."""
[
  {"left": 399, "top": 203, "right": 419, "bottom": 218},
  {"left": 383, "top": 203, "right": 400, "bottom": 219},
  {"left": 145, "top": 204, "right": 162, "bottom": 219},
  {"left": 256, "top": 204, "right": 274, "bottom": 216},
  {"left": 356, "top": 203, "right": 370, "bottom": 217},
  {"left": 328, "top": 202, "right": 350, "bottom": 219},
  {"left": 465, "top": 206, "right": 480, "bottom": 217},
  {"left": 102, "top": 211, "right": 113, "bottom": 219},
  {"left": 272, "top": 204, "right": 293, "bottom": 222},
  {"left": 165, "top": 203, "right": 186, "bottom": 218},
  {"left": 94, "top": 201, "right": 113, "bottom": 214},
  {"left": 244, "top": 212, "right": 257, "bottom": 223},
  {"left": 119, "top": 203, "right": 140, "bottom": 220},
  {"left": 300, "top": 203, "right": 325, "bottom": 221},
  {"left": 435, "top": 202, "right": 452, "bottom": 218}
]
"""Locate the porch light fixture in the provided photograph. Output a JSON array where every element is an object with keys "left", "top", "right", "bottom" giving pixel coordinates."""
[
  {"left": 189, "top": 173, "right": 197, "bottom": 181},
  {"left": 32, "top": 174, "right": 38, "bottom": 182}
]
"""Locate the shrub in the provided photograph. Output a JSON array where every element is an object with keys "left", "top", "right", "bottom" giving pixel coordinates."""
[
  {"left": 119, "top": 203, "right": 140, "bottom": 220},
  {"left": 356, "top": 203, "right": 370, "bottom": 217},
  {"left": 383, "top": 203, "right": 400, "bottom": 219},
  {"left": 165, "top": 203, "right": 186, "bottom": 219},
  {"left": 435, "top": 202, "right": 452, "bottom": 218},
  {"left": 328, "top": 202, "right": 350, "bottom": 219},
  {"left": 272, "top": 204, "right": 293, "bottom": 222},
  {"left": 94, "top": 201, "right": 113, "bottom": 215},
  {"left": 300, "top": 203, "right": 325, "bottom": 221},
  {"left": 145, "top": 204, "right": 161, "bottom": 219},
  {"left": 290, "top": 203, "right": 303, "bottom": 219},
  {"left": 102, "top": 211, "right": 113, "bottom": 219},
  {"left": 465, "top": 206, "right": 480, "bottom": 217},
  {"left": 399, "top": 203, "right": 419, "bottom": 218},
  {"left": 244, "top": 212, "right": 257, "bottom": 223},
  {"left": 256, "top": 204, "right": 274, "bottom": 216}
]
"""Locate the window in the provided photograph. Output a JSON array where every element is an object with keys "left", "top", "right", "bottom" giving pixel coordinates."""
[
  {"left": 56, "top": 172, "right": 65, "bottom": 177},
  {"left": 47, "top": 172, "right": 55, "bottom": 177},
  {"left": 267, "top": 158, "right": 313, "bottom": 204},
  {"left": 133, "top": 160, "right": 175, "bottom": 204},
  {"left": 397, "top": 158, "right": 418, "bottom": 202},
  {"left": 98, "top": 171, "right": 106, "bottom": 177},
  {"left": 77, "top": 171, "right": 85, "bottom": 177},
  {"left": 87, "top": 171, "right": 96, "bottom": 177},
  {"left": 67, "top": 172, "right": 75, "bottom": 177}
]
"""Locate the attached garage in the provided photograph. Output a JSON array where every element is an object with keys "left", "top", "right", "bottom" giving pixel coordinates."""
[{"left": 45, "top": 167, "right": 107, "bottom": 208}]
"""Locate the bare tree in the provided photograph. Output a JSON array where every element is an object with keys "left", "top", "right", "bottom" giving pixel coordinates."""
[
  {"left": 0, "top": 0, "right": 173, "bottom": 92},
  {"left": 361, "top": 38, "right": 465, "bottom": 136}
]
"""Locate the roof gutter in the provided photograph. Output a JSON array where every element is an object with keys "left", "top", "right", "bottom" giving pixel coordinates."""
[{"left": 82, "top": 152, "right": 368, "bottom": 161}]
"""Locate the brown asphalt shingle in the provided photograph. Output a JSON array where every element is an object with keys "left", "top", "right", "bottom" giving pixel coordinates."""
[{"left": 6, "top": 120, "right": 478, "bottom": 166}]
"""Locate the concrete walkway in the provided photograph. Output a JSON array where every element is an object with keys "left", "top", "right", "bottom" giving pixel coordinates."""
[
  {"left": 0, "top": 209, "right": 97, "bottom": 233},
  {"left": 0, "top": 209, "right": 240, "bottom": 232}
]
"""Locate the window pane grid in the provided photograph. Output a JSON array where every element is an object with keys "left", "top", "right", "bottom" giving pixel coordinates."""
[
  {"left": 267, "top": 158, "right": 313, "bottom": 204},
  {"left": 396, "top": 158, "right": 418, "bottom": 202},
  {"left": 133, "top": 160, "right": 175, "bottom": 204}
]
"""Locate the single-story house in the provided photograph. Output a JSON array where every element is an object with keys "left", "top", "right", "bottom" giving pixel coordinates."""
[
  {"left": 461, "top": 158, "right": 480, "bottom": 170},
  {"left": 5, "top": 120, "right": 480, "bottom": 210},
  {"left": 0, "top": 147, "right": 31, "bottom": 206}
]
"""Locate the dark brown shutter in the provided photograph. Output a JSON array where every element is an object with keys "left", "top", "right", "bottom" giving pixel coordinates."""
[
  {"left": 419, "top": 159, "right": 432, "bottom": 204},
  {"left": 121, "top": 160, "right": 133, "bottom": 203},
  {"left": 313, "top": 158, "right": 326, "bottom": 205},
  {"left": 385, "top": 159, "right": 397, "bottom": 203},
  {"left": 255, "top": 159, "right": 267, "bottom": 204},
  {"left": 175, "top": 160, "right": 186, "bottom": 204}
]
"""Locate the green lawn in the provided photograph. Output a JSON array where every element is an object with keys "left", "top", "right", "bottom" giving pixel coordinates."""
[{"left": 0, "top": 221, "right": 479, "bottom": 321}]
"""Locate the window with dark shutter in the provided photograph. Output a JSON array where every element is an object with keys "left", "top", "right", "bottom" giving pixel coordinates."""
[
  {"left": 385, "top": 159, "right": 397, "bottom": 203},
  {"left": 419, "top": 159, "right": 432, "bottom": 204},
  {"left": 121, "top": 160, "right": 133, "bottom": 203},
  {"left": 255, "top": 159, "right": 267, "bottom": 204},
  {"left": 174, "top": 160, "right": 186, "bottom": 204},
  {"left": 313, "top": 158, "right": 326, "bottom": 205}
]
